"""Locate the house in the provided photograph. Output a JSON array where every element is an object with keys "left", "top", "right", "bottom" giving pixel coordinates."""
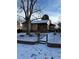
[
  {"left": 22, "top": 19, "right": 51, "bottom": 32},
  {"left": 31, "top": 20, "right": 51, "bottom": 32}
]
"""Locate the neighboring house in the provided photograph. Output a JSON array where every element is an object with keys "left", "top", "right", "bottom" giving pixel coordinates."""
[
  {"left": 17, "top": 21, "right": 20, "bottom": 30},
  {"left": 22, "top": 19, "right": 51, "bottom": 32},
  {"left": 21, "top": 21, "right": 28, "bottom": 31},
  {"left": 49, "top": 23, "right": 56, "bottom": 31},
  {"left": 17, "top": 21, "right": 22, "bottom": 30}
]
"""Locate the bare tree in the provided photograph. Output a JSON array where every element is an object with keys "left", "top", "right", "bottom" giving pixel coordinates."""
[{"left": 17, "top": 0, "right": 41, "bottom": 35}]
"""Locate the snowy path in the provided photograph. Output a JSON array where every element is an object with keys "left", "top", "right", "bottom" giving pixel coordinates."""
[{"left": 17, "top": 44, "right": 61, "bottom": 59}]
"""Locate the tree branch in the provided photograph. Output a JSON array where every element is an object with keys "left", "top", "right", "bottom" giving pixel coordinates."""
[
  {"left": 33, "top": 0, "right": 37, "bottom": 6},
  {"left": 21, "top": 0, "right": 26, "bottom": 16},
  {"left": 17, "top": 15, "right": 25, "bottom": 19},
  {"left": 29, "top": 0, "right": 33, "bottom": 17},
  {"left": 33, "top": 9, "right": 41, "bottom": 13},
  {"left": 31, "top": 18, "right": 41, "bottom": 22},
  {"left": 31, "top": 14, "right": 41, "bottom": 22},
  {"left": 29, "top": 0, "right": 38, "bottom": 18}
]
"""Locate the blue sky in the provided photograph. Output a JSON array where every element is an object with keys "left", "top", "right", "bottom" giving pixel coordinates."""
[
  {"left": 37, "top": 0, "right": 61, "bottom": 15},
  {"left": 17, "top": 0, "right": 61, "bottom": 23}
]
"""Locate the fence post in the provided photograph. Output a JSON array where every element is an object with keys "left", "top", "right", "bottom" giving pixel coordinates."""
[
  {"left": 46, "top": 34, "right": 48, "bottom": 43},
  {"left": 37, "top": 32, "right": 40, "bottom": 43}
]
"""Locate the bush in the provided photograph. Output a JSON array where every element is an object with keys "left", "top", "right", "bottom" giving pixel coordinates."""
[
  {"left": 17, "top": 29, "right": 22, "bottom": 33},
  {"left": 56, "top": 28, "right": 61, "bottom": 33}
]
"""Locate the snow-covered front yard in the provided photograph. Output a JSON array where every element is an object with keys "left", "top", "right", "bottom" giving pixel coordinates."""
[
  {"left": 48, "top": 33, "right": 61, "bottom": 44},
  {"left": 17, "top": 33, "right": 38, "bottom": 42},
  {"left": 17, "top": 32, "right": 61, "bottom": 59},
  {"left": 17, "top": 44, "right": 61, "bottom": 59},
  {"left": 17, "top": 32, "right": 61, "bottom": 44}
]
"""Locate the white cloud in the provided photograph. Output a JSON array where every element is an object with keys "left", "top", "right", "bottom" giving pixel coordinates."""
[{"left": 49, "top": 15, "right": 61, "bottom": 24}]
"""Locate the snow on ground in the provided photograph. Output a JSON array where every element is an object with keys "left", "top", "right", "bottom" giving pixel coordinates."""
[
  {"left": 17, "top": 32, "right": 61, "bottom": 44},
  {"left": 48, "top": 33, "right": 61, "bottom": 44},
  {"left": 17, "top": 33, "right": 47, "bottom": 42},
  {"left": 17, "top": 33, "right": 38, "bottom": 42},
  {"left": 40, "top": 33, "right": 47, "bottom": 41},
  {"left": 17, "top": 44, "right": 61, "bottom": 59}
]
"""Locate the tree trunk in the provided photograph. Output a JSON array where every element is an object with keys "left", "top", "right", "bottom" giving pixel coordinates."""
[
  {"left": 25, "top": 16, "right": 31, "bottom": 35},
  {"left": 27, "top": 20, "right": 31, "bottom": 35}
]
